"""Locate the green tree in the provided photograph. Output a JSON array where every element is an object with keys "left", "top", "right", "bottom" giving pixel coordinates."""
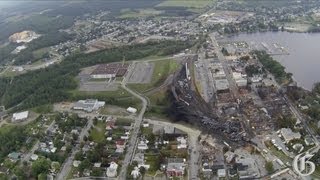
[
  {"left": 31, "top": 158, "right": 51, "bottom": 177},
  {"left": 265, "top": 161, "right": 274, "bottom": 174},
  {"left": 78, "top": 159, "right": 90, "bottom": 173},
  {"left": 139, "top": 166, "right": 146, "bottom": 175}
]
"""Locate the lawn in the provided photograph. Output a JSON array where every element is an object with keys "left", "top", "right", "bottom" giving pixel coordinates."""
[
  {"left": 32, "top": 47, "right": 50, "bottom": 60},
  {"left": 156, "top": 0, "right": 214, "bottom": 8},
  {"left": 128, "top": 59, "right": 180, "bottom": 92},
  {"left": 115, "top": 118, "right": 133, "bottom": 126},
  {"left": 69, "top": 87, "right": 132, "bottom": 100},
  {"left": 0, "top": 67, "right": 20, "bottom": 77},
  {"left": 119, "top": 8, "right": 163, "bottom": 19},
  {"left": 90, "top": 121, "right": 106, "bottom": 143}
]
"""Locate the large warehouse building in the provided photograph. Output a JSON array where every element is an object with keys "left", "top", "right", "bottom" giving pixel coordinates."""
[
  {"left": 91, "top": 63, "right": 129, "bottom": 79},
  {"left": 12, "top": 111, "right": 29, "bottom": 122},
  {"left": 73, "top": 99, "right": 105, "bottom": 112}
]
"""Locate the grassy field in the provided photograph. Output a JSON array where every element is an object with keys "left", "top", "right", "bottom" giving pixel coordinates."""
[
  {"left": 119, "top": 8, "right": 163, "bottom": 19},
  {"left": 32, "top": 47, "right": 50, "bottom": 60},
  {"left": 70, "top": 87, "right": 131, "bottom": 99},
  {"left": 156, "top": 0, "right": 214, "bottom": 8},
  {"left": 128, "top": 58, "right": 180, "bottom": 92},
  {"left": 90, "top": 121, "right": 106, "bottom": 143},
  {"left": 0, "top": 67, "right": 21, "bottom": 77}
]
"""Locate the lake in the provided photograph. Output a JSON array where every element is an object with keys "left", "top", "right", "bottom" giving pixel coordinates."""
[{"left": 226, "top": 31, "right": 320, "bottom": 90}]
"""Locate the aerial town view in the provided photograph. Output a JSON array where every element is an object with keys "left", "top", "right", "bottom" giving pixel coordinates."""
[{"left": 1, "top": 0, "right": 320, "bottom": 180}]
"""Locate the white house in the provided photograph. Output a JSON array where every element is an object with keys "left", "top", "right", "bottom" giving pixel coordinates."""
[
  {"left": 127, "top": 107, "right": 137, "bottom": 113},
  {"left": 107, "top": 162, "right": 118, "bottom": 177},
  {"left": 177, "top": 137, "right": 187, "bottom": 149}
]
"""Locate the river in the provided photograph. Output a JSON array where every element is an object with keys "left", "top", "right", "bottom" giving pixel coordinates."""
[{"left": 226, "top": 31, "right": 320, "bottom": 91}]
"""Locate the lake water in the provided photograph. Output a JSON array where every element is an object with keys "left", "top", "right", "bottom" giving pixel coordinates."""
[{"left": 226, "top": 31, "right": 320, "bottom": 90}]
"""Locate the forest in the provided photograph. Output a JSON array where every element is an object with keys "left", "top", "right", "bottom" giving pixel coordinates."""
[{"left": 0, "top": 40, "right": 194, "bottom": 111}]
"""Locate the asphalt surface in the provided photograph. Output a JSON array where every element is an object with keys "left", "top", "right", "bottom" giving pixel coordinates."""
[
  {"left": 195, "top": 51, "right": 215, "bottom": 103},
  {"left": 209, "top": 34, "right": 240, "bottom": 99},
  {"left": 127, "top": 62, "right": 154, "bottom": 84},
  {"left": 56, "top": 118, "right": 93, "bottom": 180},
  {"left": 118, "top": 70, "right": 148, "bottom": 179},
  {"left": 144, "top": 119, "right": 201, "bottom": 180}
]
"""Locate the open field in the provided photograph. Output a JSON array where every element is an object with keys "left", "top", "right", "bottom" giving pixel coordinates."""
[
  {"left": 90, "top": 121, "right": 106, "bottom": 143},
  {"left": 128, "top": 58, "right": 179, "bottom": 92},
  {"left": 99, "top": 105, "right": 130, "bottom": 116},
  {"left": 119, "top": 8, "right": 163, "bottom": 19},
  {"left": 0, "top": 66, "right": 22, "bottom": 77},
  {"left": 69, "top": 87, "right": 131, "bottom": 99},
  {"left": 156, "top": 0, "right": 214, "bottom": 8},
  {"left": 32, "top": 47, "right": 50, "bottom": 60}
]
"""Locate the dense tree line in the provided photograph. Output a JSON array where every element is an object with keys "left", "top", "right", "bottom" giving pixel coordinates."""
[
  {"left": 0, "top": 126, "right": 28, "bottom": 162},
  {"left": 0, "top": 44, "right": 17, "bottom": 64},
  {"left": 0, "top": 40, "right": 194, "bottom": 110},
  {"left": 252, "top": 50, "right": 292, "bottom": 84},
  {"left": 0, "top": 78, "right": 10, "bottom": 98}
]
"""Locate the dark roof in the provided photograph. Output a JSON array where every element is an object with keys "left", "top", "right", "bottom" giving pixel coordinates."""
[
  {"left": 212, "top": 165, "right": 224, "bottom": 170},
  {"left": 116, "top": 68, "right": 127, "bottom": 76},
  {"left": 236, "top": 163, "right": 248, "bottom": 171},
  {"left": 91, "top": 63, "right": 128, "bottom": 76}
]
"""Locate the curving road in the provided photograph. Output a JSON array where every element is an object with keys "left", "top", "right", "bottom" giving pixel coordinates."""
[{"left": 118, "top": 71, "right": 148, "bottom": 179}]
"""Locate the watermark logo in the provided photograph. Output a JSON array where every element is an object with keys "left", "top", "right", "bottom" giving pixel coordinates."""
[{"left": 293, "top": 152, "right": 316, "bottom": 176}]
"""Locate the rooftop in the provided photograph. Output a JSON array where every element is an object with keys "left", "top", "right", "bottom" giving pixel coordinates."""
[{"left": 215, "top": 79, "right": 229, "bottom": 91}]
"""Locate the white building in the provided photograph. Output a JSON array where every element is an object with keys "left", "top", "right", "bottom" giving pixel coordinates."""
[
  {"left": 12, "top": 111, "right": 29, "bottom": 122},
  {"left": 131, "top": 167, "right": 141, "bottom": 179},
  {"left": 106, "top": 162, "right": 118, "bottom": 178},
  {"left": 214, "top": 79, "right": 229, "bottom": 92},
  {"left": 217, "top": 169, "right": 226, "bottom": 178},
  {"left": 280, "top": 128, "right": 301, "bottom": 143},
  {"left": 177, "top": 137, "right": 187, "bottom": 149},
  {"left": 30, "top": 154, "right": 38, "bottom": 161},
  {"left": 233, "top": 72, "right": 247, "bottom": 87},
  {"left": 137, "top": 140, "right": 149, "bottom": 150},
  {"left": 127, "top": 107, "right": 137, "bottom": 113},
  {"left": 73, "top": 99, "right": 105, "bottom": 112}
]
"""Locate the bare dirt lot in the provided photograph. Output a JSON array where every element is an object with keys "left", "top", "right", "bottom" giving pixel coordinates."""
[{"left": 127, "top": 62, "right": 154, "bottom": 84}]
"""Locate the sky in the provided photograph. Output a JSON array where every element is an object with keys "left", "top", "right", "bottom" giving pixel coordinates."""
[{"left": 0, "top": 1, "right": 22, "bottom": 9}]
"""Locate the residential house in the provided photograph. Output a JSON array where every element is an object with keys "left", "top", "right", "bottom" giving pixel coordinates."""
[{"left": 166, "top": 158, "right": 186, "bottom": 177}]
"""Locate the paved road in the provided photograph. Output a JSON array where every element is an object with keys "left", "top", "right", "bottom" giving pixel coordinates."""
[
  {"left": 210, "top": 34, "right": 239, "bottom": 99},
  {"left": 56, "top": 118, "right": 93, "bottom": 180},
  {"left": 144, "top": 119, "right": 201, "bottom": 179},
  {"left": 195, "top": 51, "right": 215, "bottom": 103},
  {"left": 118, "top": 70, "right": 148, "bottom": 179}
]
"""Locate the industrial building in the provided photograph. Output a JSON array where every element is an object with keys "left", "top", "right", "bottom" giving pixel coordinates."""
[
  {"left": 73, "top": 99, "right": 105, "bottom": 112},
  {"left": 280, "top": 128, "right": 301, "bottom": 143},
  {"left": 12, "top": 111, "right": 29, "bottom": 122},
  {"left": 91, "top": 63, "right": 128, "bottom": 79},
  {"left": 214, "top": 79, "right": 230, "bottom": 93},
  {"left": 233, "top": 72, "right": 248, "bottom": 87}
]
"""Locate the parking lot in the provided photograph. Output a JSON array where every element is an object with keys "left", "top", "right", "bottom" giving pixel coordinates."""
[
  {"left": 77, "top": 66, "right": 119, "bottom": 92},
  {"left": 126, "top": 62, "right": 154, "bottom": 84}
]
